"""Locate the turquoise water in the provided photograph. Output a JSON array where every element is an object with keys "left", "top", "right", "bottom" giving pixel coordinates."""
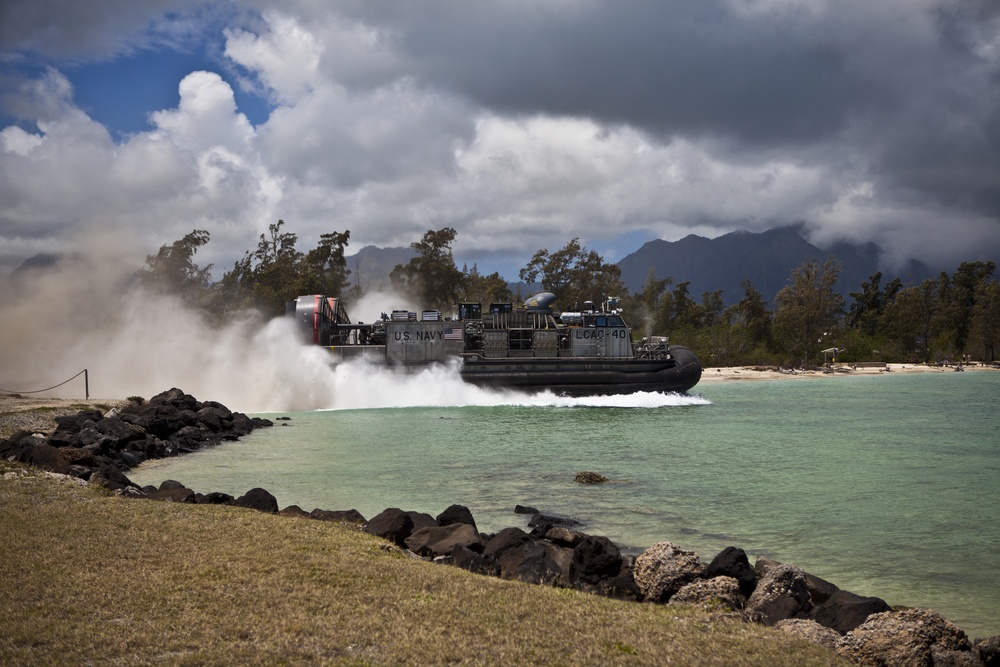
[{"left": 130, "top": 371, "right": 1000, "bottom": 639}]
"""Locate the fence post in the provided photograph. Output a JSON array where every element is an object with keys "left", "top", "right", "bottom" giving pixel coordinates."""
[{"left": 85, "top": 369, "right": 89, "bottom": 400}]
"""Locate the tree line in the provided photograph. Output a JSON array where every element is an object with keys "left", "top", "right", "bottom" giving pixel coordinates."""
[{"left": 138, "top": 223, "right": 999, "bottom": 367}]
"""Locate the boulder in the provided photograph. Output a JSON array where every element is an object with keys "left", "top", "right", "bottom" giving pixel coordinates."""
[
  {"left": 95, "top": 416, "right": 147, "bottom": 449},
  {"left": 584, "top": 561, "right": 642, "bottom": 602},
  {"left": 435, "top": 504, "right": 478, "bottom": 531},
  {"left": 498, "top": 539, "right": 574, "bottom": 587},
  {"left": 974, "top": 635, "right": 1000, "bottom": 667},
  {"left": 234, "top": 487, "right": 278, "bottom": 513},
  {"left": 574, "top": 471, "right": 608, "bottom": 484},
  {"left": 746, "top": 563, "right": 813, "bottom": 625},
  {"left": 837, "top": 608, "right": 973, "bottom": 667},
  {"left": 406, "top": 511, "right": 438, "bottom": 532},
  {"left": 364, "top": 508, "right": 415, "bottom": 547},
  {"left": 147, "top": 480, "right": 196, "bottom": 503},
  {"left": 527, "top": 513, "right": 580, "bottom": 537},
  {"left": 705, "top": 546, "right": 757, "bottom": 598},
  {"left": 0, "top": 430, "right": 33, "bottom": 456},
  {"left": 754, "top": 556, "right": 782, "bottom": 578},
  {"left": 53, "top": 410, "right": 103, "bottom": 433},
  {"left": 198, "top": 491, "right": 236, "bottom": 505},
  {"left": 570, "top": 534, "right": 622, "bottom": 585},
  {"left": 544, "top": 526, "right": 585, "bottom": 547},
  {"left": 633, "top": 541, "right": 705, "bottom": 603},
  {"left": 755, "top": 556, "right": 839, "bottom": 606},
  {"left": 119, "top": 404, "right": 174, "bottom": 438},
  {"left": 776, "top": 619, "right": 843, "bottom": 652},
  {"left": 78, "top": 427, "right": 105, "bottom": 450},
  {"left": 809, "top": 589, "right": 892, "bottom": 635},
  {"left": 483, "top": 527, "right": 532, "bottom": 559},
  {"left": 245, "top": 412, "right": 274, "bottom": 435},
  {"left": 89, "top": 465, "right": 137, "bottom": 492},
  {"left": 514, "top": 504, "right": 539, "bottom": 515},
  {"left": 405, "top": 523, "right": 484, "bottom": 558},
  {"left": 7, "top": 390, "right": 274, "bottom": 494},
  {"left": 230, "top": 413, "right": 255, "bottom": 435},
  {"left": 118, "top": 450, "right": 142, "bottom": 469},
  {"left": 803, "top": 572, "right": 841, "bottom": 607},
  {"left": 448, "top": 544, "right": 501, "bottom": 577},
  {"left": 150, "top": 388, "right": 199, "bottom": 411},
  {"left": 109, "top": 388, "right": 273, "bottom": 453},
  {"left": 12, "top": 439, "right": 69, "bottom": 474},
  {"left": 669, "top": 576, "right": 746, "bottom": 612},
  {"left": 196, "top": 406, "right": 229, "bottom": 432},
  {"left": 173, "top": 425, "right": 209, "bottom": 441}
]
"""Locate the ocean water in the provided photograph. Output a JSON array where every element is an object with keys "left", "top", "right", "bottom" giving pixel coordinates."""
[{"left": 130, "top": 370, "right": 1000, "bottom": 639}]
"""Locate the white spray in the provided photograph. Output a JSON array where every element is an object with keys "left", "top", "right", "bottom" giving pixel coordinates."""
[{"left": 0, "top": 242, "right": 706, "bottom": 412}]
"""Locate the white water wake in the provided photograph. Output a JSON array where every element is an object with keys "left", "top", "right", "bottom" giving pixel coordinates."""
[{"left": 319, "top": 358, "right": 711, "bottom": 411}]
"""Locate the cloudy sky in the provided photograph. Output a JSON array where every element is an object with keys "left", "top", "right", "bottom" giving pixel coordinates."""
[{"left": 2, "top": 0, "right": 998, "bottom": 282}]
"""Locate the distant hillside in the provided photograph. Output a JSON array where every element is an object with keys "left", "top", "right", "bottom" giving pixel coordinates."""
[
  {"left": 616, "top": 226, "right": 934, "bottom": 305},
  {"left": 344, "top": 245, "right": 416, "bottom": 293},
  {"left": 8, "top": 253, "right": 64, "bottom": 278}
]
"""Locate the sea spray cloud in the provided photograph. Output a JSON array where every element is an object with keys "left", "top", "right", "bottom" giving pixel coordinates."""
[
  {"left": 0, "top": 240, "right": 339, "bottom": 411},
  {"left": 0, "top": 249, "right": 707, "bottom": 412},
  {"left": 61, "top": 294, "right": 343, "bottom": 412}
]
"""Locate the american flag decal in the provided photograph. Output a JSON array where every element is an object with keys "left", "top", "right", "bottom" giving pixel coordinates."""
[{"left": 444, "top": 327, "right": 464, "bottom": 340}]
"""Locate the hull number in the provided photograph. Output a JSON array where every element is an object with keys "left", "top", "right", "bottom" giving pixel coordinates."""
[{"left": 574, "top": 328, "right": 626, "bottom": 340}]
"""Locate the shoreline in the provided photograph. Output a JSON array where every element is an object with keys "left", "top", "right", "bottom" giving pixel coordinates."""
[
  {"left": 3, "top": 364, "right": 996, "bottom": 435},
  {"left": 3, "top": 387, "right": 997, "bottom": 663},
  {"left": 698, "top": 363, "right": 999, "bottom": 383}
]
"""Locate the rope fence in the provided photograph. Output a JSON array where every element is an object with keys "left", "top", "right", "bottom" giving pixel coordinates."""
[{"left": 0, "top": 369, "right": 89, "bottom": 400}]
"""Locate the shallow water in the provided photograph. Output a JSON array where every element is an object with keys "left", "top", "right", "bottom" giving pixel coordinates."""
[{"left": 131, "top": 370, "right": 1000, "bottom": 638}]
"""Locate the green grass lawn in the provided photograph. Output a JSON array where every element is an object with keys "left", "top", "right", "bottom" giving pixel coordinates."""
[{"left": 0, "top": 463, "right": 846, "bottom": 666}]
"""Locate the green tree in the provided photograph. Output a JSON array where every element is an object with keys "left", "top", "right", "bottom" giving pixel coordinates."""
[
  {"left": 217, "top": 221, "right": 352, "bottom": 317},
  {"left": 390, "top": 227, "right": 466, "bottom": 310},
  {"left": 771, "top": 257, "right": 845, "bottom": 366},
  {"left": 241, "top": 220, "right": 304, "bottom": 315},
  {"left": 460, "top": 263, "right": 512, "bottom": 305},
  {"left": 731, "top": 279, "right": 772, "bottom": 347},
  {"left": 969, "top": 279, "right": 1000, "bottom": 361},
  {"left": 658, "top": 281, "right": 701, "bottom": 331},
  {"left": 699, "top": 289, "right": 725, "bottom": 328},
  {"left": 301, "top": 231, "right": 352, "bottom": 299},
  {"left": 519, "top": 238, "right": 626, "bottom": 311},
  {"left": 848, "top": 271, "right": 903, "bottom": 337},
  {"left": 137, "top": 229, "right": 213, "bottom": 303},
  {"left": 720, "top": 278, "right": 773, "bottom": 365},
  {"left": 879, "top": 279, "right": 938, "bottom": 361},
  {"left": 938, "top": 261, "right": 996, "bottom": 354},
  {"left": 625, "top": 268, "right": 673, "bottom": 338}
]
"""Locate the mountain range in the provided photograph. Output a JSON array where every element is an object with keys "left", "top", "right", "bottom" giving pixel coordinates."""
[
  {"left": 616, "top": 225, "right": 935, "bottom": 305},
  {"left": 347, "top": 225, "right": 936, "bottom": 306}
]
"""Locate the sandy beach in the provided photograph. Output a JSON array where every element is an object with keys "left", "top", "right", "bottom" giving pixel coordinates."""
[{"left": 698, "top": 362, "right": 999, "bottom": 382}]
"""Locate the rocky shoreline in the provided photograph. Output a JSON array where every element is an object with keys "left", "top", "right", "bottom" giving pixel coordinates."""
[{"left": 2, "top": 388, "right": 998, "bottom": 667}]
